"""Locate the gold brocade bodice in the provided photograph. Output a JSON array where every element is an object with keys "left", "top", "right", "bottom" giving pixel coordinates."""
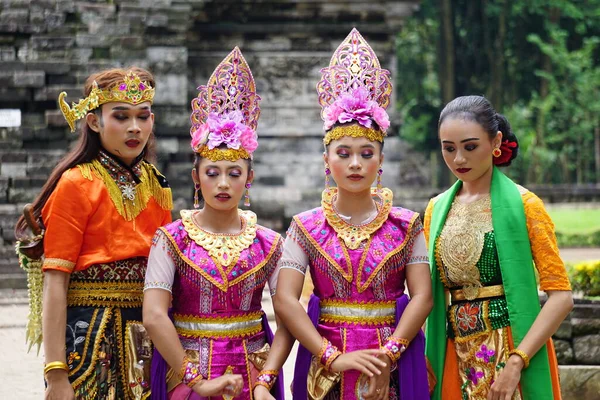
[{"left": 437, "top": 196, "right": 493, "bottom": 300}]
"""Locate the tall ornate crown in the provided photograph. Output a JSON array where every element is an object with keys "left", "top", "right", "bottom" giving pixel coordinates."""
[
  {"left": 58, "top": 71, "right": 155, "bottom": 132},
  {"left": 190, "top": 47, "right": 261, "bottom": 162},
  {"left": 317, "top": 28, "right": 392, "bottom": 145}
]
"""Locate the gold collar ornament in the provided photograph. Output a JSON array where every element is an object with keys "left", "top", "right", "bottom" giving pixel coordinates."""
[
  {"left": 321, "top": 187, "right": 393, "bottom": 249},
  {"left": 58, "top": 71, "right": 155, "bottom": 132},
  {"left": 180, "top": 209, "right": 258, "bottom": 267}
]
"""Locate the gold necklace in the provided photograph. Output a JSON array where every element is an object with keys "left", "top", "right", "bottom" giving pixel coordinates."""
[
  {"left": 180, "top": 209, "right": 257, "bottom": 267},
  {"left": 438, "top": 195, "right": 493, "bottom": 300},
  {"left": 322, "top": 187, "right": 393, "bottom": 250}
]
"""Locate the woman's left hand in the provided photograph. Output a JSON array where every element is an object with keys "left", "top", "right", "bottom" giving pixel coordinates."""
[
  {"left": 253, "top": 384, "right": 275, "bottom": 400},
  {"left": 363, "top": 354, "right": 391, "bottom": 400},
  {"left": 487, "top": 355, "right": 523, "bottom": 400}
]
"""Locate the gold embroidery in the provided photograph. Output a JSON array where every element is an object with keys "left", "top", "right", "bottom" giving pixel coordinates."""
[
  {"left": 43, "top": 258, "right": 76, "bottom": 271},
  {"left": 438, "top": 196, "right": 493, "bottom": 299},
  {"left": 180, "top": 209, "right": 257, "bottom": 268},
  {"left": 69, "top": 309, "right": 99, "bottom": 376},
  {"left": 77, "top": 160, "right": 172, "bottom": 221},
  {"left": 67, "top": 281, "right": 144, "bottom": 308},
  {"left": 72, "top": 307, "right": 113, "bottom": 389},
  {"left": 321, "top": 187, "right": 393, "bottom": 250}
]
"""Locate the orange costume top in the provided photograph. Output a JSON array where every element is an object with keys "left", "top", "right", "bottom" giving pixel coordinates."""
[{"left": 42, "top": 150, "right": 173, "bottom": 273}]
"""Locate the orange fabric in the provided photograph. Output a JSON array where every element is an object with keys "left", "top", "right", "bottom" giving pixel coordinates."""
[
  {"left": 522, "top": 191, "right": 571, "bottom": 291},
  {"left": 506, "top": 328, "right": 562, "bottom": 400},
  {"left": 441, "top": 338, "right": 461, "bottom": 400},
  {"left": 441, "top": 329, "right": 562, "bottom": 399},
  {"left": 42, "top": 167, "right": 172, "bottom": 273}
]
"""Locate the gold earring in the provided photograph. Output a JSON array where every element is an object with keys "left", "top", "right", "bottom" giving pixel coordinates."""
[
  {"left": 492, "top": 148, "right": 501, "bottom": 158},
  {"left": 325, "top": 165, "right": 331, "bottom": 193},
  {"left": 377, "top": 167, "right": 383, "bottom": 193},
  {"left": 244, "top": 182, "right": 251, "bottom": 207},
  {"left": 193, "top": 183, "right": 200, "bottom": 209}
]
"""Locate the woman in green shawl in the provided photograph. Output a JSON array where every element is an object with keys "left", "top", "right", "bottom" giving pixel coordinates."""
[{"left": 424, "top": 96, "right": 573, "bottom": 400}]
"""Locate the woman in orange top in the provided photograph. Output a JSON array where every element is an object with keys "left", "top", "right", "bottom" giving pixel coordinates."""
[
  {"left": 425, "top": 95, "right": 573, "bottom": 400},
  {"left": 15, "top": 67, "right": 172, "bottom": 400}
]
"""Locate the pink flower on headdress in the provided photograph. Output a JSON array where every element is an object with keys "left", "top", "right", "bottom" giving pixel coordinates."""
[
  {"left": 190, "top": 123, "right": 210, "bottom": 151},
  {"left": 323, "top": 86, "right": 390, "bottom": 131},
  {"left": 240, "top": 126, "right": 258, "bottom": 153},
  {"left": 206, "top": 111, "right": 245, "bottom": 150}
]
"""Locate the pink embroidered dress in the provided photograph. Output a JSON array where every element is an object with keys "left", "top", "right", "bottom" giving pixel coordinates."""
[
  {"left": 145, "top": 209, "right": 283, "bottom": 399},
  {"left": 279, "top": 188, "right": 431, "bottom": 399}
]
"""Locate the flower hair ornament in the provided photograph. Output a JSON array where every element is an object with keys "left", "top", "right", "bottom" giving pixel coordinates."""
[
  {"left": 493, "top": 139, "right": 518, "bottom": 165},
  {"left": 317, "top": 28, "right": 392, "bottom": 145},
  {"left": 58, "top": 71, "right": 155, "bottom": 132},
  {"left": 190, "top": 47, "right": 260, "bottom": 162}
]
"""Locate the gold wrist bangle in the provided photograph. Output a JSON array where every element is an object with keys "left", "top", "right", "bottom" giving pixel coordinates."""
[
  {"left": 44, "top": 361, "right": 69, "bottom": 375},
  {"left": 508, "top": 349, "right": 530, "bottom": 369}
]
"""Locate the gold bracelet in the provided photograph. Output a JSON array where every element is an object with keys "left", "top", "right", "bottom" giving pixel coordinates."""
[
  {"left": 508, "top": 349, "right": 530, "bottom": 369},
  {"left": 44, "top": 361, "right": 69, "bottom": 375}
]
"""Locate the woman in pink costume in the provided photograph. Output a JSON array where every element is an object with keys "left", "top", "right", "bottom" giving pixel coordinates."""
[
  {"left": 143, "top": 47, "right": 292, "bottom": 400},
  {"left": 273, "top": 29, "right": 433, "bottom": 400}
]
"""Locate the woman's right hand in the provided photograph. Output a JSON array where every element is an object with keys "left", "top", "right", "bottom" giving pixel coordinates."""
[
  {"left": 193, "top": 374, "right": 244, "bottom": 397},
  {"left": 330, "top": 349, "right": 387, "bottom": 377},
  {"left": 45, "top": 370, "right": 75, "bottom": 400}
]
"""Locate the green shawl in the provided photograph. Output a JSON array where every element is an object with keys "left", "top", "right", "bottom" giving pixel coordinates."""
[{"left": 425, "top": 167, "right": 553, "bottom": 399}]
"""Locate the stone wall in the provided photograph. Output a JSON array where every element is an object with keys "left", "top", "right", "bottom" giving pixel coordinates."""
[
  {"left": 0, "top": 0, "right": 429, "bottom": 284},
  {"left": 553, "top": 298, "right": 600, "bottom": 365}
]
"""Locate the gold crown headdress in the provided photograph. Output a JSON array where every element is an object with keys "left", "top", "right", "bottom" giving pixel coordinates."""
[
  {"left": 317, "top": 28, "right": 392, "bottom": 145},
  {"left": 58, "top": 71, "right": 155, "bottom": 132},
  {"left": 190, "top": 47, "right": 260, "bottom": 162}
]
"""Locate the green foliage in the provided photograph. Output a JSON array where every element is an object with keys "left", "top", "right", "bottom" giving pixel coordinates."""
[
  {"left": 396, "top": 0, "right": 600, "bottom": 184},
  {"left": 568, "top": 260, "right": 600, "bottom": 296}
]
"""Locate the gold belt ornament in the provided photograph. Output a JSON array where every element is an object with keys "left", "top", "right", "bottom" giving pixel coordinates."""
[
  {"left": 173, "top": 312, "right": 263, "bottom": 339},
  {"left": 319, "top": 300, "right": 396, "bottom": 325},
  {"left": 67, "top": 280, "right": 144, "bottom": 307},
  {"left": 450, "top": 284, "right": 505, "bottom": 302}
]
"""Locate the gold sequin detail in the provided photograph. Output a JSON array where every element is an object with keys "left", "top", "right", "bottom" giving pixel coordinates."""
[
  {"left": 323, "top": 124, "right": 385, "bottom": 145},
  {"left": 180, "top": 209, "right": 257, "bottom": 267},
  {"left": 198, "top": 146, "right": 251, "bottom": 162},
  {"left": 321, "top": 187, "right": 393, "bottom": 250},
  {"left": 438, "top": 196, "right": 493, "bottom": 299}
]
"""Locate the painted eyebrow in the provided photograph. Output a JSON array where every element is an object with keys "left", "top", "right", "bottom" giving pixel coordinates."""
[
  {"left": 442, "top": 138, "right": 480, "bottom": 144},
  {"left": 335, "top": 144, "right": 376, "bottom": 149},
  {"left": 111, "top": 106, "right": 151, "bottom": 111},
  {"left": 205, "top": 165, "right": 243, "bottom": 170}
]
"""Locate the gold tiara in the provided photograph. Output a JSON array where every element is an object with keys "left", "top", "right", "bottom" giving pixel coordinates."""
[
  {"left": 323, "top": 125, "right": 384, "bottom": 146},
  {"left": 58, "top": 71, "right": 155, "bottom": 132},
  {"left": 199, "top": 147, "right": 251, "bottom": 162}
]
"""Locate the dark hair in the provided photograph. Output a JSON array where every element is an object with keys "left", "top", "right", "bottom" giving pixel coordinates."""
[
  {"left": 15, "top": 67, "right": 157, "bottom": 238},
  {"left": 438, "top": 95, "right": 518, "bottom": 167},
  {"left": 324, "top": 121, "right": 385, "bottom": 152},
  {"left": 192, "top": 150, "right": 253, "bottom": 207}
]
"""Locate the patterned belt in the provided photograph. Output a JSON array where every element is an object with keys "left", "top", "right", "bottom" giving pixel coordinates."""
[
  {"left": 67, "top": 280, "right": 144, "bottom": 308},
  {"left": 319, "top": 299, "right": 396, "bottom": 326},
  {"left": 173, "top": 311, "right": 263, "bottom": 339},
  {"left": 450, "top": 284, "right": 505, "bottom": 302}
]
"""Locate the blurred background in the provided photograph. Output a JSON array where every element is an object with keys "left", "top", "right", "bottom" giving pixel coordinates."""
[{"left": 0, "top": 0, "right": 598, "bottom": 398}]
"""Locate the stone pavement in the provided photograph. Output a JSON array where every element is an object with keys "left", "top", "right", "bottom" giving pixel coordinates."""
[{"left": 0, "top": 289, "right": 296, "bottom": 399}]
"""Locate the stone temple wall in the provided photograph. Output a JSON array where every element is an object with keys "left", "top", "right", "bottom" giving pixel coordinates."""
[{"left": 0, "top": 0, "right": 431, "bottom": 284}]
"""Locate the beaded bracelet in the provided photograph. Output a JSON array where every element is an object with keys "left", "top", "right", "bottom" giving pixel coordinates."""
[
  {"left": 381, "top": 336, "right": 410, "bottom": 364},
  {"left": 508, "top": 349, "right": 530, "bottom": 369},
  {"left": 318, "top": 337, "right": 342, "bottom": 371},
  {"left": 253, "top": 369, "right": 279, "bottom": 391},
  {"left": 44, "top": 361, "right": 69, "bottom": 376},
  {"left": 180, "top": 356, "right": 204, "bottom": 388}
]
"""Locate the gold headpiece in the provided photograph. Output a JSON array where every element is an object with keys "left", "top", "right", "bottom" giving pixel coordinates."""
[
  {"left": 318, "top": 29, "right": 392, "bottom": 145},
  {"left": 58, "top": 71, "right": 155, "bottom": 132},
  {"left": 190, "top": 47, "right": 260, "bottom": 162}
]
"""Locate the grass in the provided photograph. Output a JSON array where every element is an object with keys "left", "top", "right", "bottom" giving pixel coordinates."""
[{"left": 547, "top": 208, "right": 600, "bottom": 235}]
